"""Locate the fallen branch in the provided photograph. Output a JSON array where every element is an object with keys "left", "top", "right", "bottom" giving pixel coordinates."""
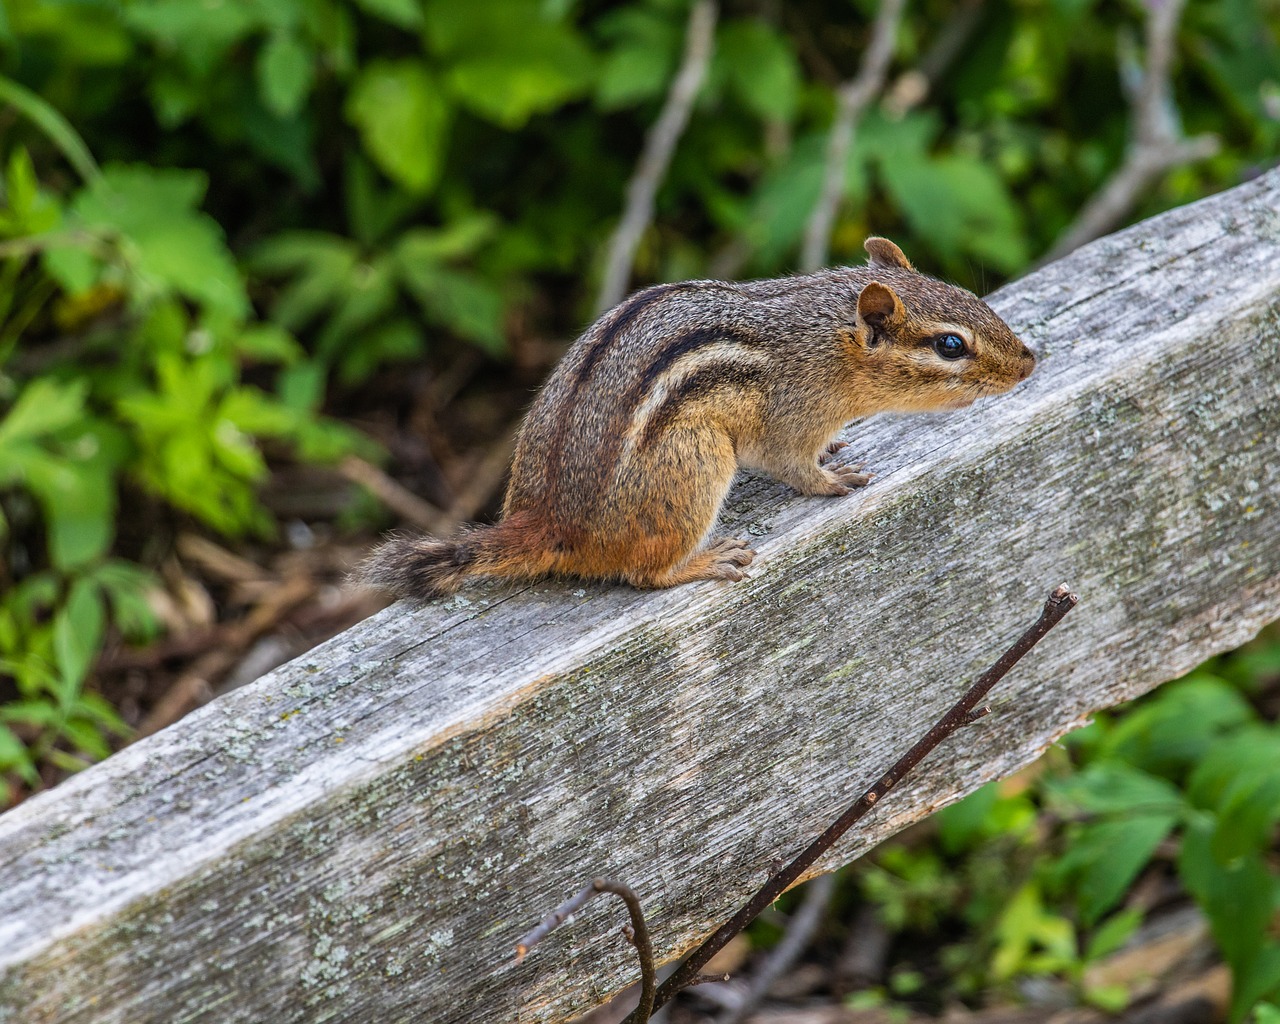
[
  {"left": 633, "top": 583, "right": 1078, "bottom": 1018},
  {"left": 595, "top": 0, "right": 718, "bottom": 314}
]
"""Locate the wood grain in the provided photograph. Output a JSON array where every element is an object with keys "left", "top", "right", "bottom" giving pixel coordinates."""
[{"left": 2, "top": 170, "right": 1278, "bottom": 1024}]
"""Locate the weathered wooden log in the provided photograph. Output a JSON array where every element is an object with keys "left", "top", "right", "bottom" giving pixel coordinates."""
[{"left": 2, "top": 170, "right": 1278, "bottom": 1024}]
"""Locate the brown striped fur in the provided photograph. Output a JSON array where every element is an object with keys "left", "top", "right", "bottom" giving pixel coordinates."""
[{"left": 358, "top": 238, "right": 1035, "bottom": 598}]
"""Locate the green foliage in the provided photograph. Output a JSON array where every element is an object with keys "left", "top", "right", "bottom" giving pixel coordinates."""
[
  {"left": 0, "top": 123, "right": 369, "bottom": 785},
  {"left": 0, "top": 0, "right": 1274, "bottom": 936}
]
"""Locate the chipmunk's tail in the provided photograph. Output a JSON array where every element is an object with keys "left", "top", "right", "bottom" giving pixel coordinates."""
[{"left": 354, "top": 513, "right": 558, "bottom": 599}]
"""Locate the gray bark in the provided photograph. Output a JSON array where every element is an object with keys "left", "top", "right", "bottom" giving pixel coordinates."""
[{"left": 2, "top": 170, "right": 1279, "bottom": 1024}]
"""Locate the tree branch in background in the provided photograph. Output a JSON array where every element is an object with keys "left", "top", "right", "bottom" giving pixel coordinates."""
[
  {"left": 634, "top": 584, "right": 1078, "bottom": 1019},
  {"left": 1040, "top": 0, "right": 1218, "bottom": 264},
  {"left": 883, "top": 0, "right": 985, "bottom": 117},
  {"left": 714, "top": 872, "right": 838, "bottom": 1023},
  {"left": 516, "top": 879, "right": 657, "bottom": 1023},
  {"left": 800, "top": 0, "right": 907, "bottom": 273},
  {"left": 337, "top": 455, "right": 449, "bottom": 534},
  {"left": 595, "top": 0, "right": 718, "bottom": 315}
]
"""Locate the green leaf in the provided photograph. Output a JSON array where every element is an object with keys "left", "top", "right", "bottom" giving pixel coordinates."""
[
  {"left": 1046, "top": 763, "right": 1183, "bottom": 924},
  {"left": 236, "top": 95, "right": 319, "bottom": 188},
  {"left": 991, "top": 882, "right": 1077, "bottom": 981},
  {"left": 1084, "top": 907, "right": 1143, "bottom": 962},
  {"left": 336, "top": 318, "right": 424, "bottom": 385},
  {"left": 937, "top": 779, "right": 1036, "bottom": 853},
  {"left": 87, "top": 560, "right": 160, "bottom": 643},
  {"left": 597, "top": 43, "right": 675, "bottom": 110},
  {"left": 1187, "top": 727, "right": 1280, "bottom": 861},
  {"left": 395, "top": 214, "right": 498, "bottom": 263},
  {"left": 257, "top": 32, "right": 315, "bottom": 118},
  {"left": 1084, "top": 983, "right": 1130, "bottom": 1014},
  {"left": 1061, "top": 815, "right": 1178, "bottom": 925},
  {"left": 1254, "top": 1003, "right": 1280, "bottom": 1024},
  {"left": 345, "top": 60, "right": 451, "bottom": 194},
  {"left": 65, "top": 165, "right": 249, "bottom": 317},
  {"left": 252, "top": 232, "right": 360, "bottom": 331},
  {"left": 594, "top": 4, "right": 680, "bottom": 109},
  {"left": 1179, "top": 818, "right": 1280, "bottom": 1020},
  {"left": 0, "top": 75, "right": 102, "bottom": 185},
  {"left": 1046, "top": 761, "right": 1185, "bottom": 818},
  {"left": 424, "top": 0, "right": 596, "bottom": 128},
  {"left": 880, "top": 153, "right": 1029, "bottom": 271},
  {"left": 53, "top": 578, "right": 106, "bottom": 703},
  {"left": 60, "top": 715, "right": 112, "bottom": 760},
  {"left": 42, "top": 242, "right": 99, "bottom": 295},
  {"left": 311, "top": 255, "right": 399, "bottom": 362},
  {"left": 744, "top": 133, "right": 832, "bottom": 267},
  {"left": 1094, "top": 673, "right": 1255, "bottom": 779},
  {"left": 0, "top": 379, "right": 88, "bottom": 447},
  {"left": 122, "top": 0, "right": 260, "bottom": 77},
  {"left": 73, "top": 691, "right": 130, "bottom": 737},
  {"left": 716, "top": 20, "right": 801, "bottom": 122},
  {"left": 27, "top": 449, "right": 116, "bottom": 570},
  {"left": 0, "top": 148, "right": 60, "bottom": 236},
  {"left": 344, "top": 153, "right": 422, "bottom": 247},
  {"left": 399, "top": 264, "right": 506, "bottom": 354},
  {"left": 235, "top": 324, "right": 305, "bottom": 365},
  {"left": 0, "top": 724, "right": 38, "bottom": 786},
  {"left": 0, "top": 700, "right": 62, "bottom": 729},
  {"left": 278, "top": 360, "right": 327, "bottom": 411}
]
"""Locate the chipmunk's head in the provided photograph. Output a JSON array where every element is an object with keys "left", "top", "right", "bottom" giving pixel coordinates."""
[{"left": 849, "top": 237, "right": 1035, "bottom": 412}]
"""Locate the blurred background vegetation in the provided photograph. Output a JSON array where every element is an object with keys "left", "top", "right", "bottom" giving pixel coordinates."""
[{"left": 1, "top": 0, "right": 1278, "bottom": 1020}]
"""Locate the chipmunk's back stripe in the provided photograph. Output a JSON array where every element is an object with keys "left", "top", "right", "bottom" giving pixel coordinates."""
[
  {"left": 540, "top": 284, "right": 693, "bottom": 513},
  {"left": 631, "top": 326, "right": 761, "bottom": 400},
  {"left": 609, "top": 327, "right": 765, "bottom": 465},
  {"left": 571, "top": 282, "right": 690, "bottom": 390},
  {"left": 639, "top": 360, "right": 768, "bottom": 447}
]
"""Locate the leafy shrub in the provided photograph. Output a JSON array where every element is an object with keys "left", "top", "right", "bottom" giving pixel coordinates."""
[{"left": 0, "top": 110, "right": 368, "bottom": 782}]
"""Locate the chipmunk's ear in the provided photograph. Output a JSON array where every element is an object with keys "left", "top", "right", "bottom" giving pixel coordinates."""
[
  {"left": 864, "top": 237, "right": 914, "bottom": 272},
  {"left": 857, "top": 281, "right": 906, "bottom": 333}
]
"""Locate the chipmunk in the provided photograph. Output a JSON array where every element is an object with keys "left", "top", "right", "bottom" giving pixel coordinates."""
[{"left": 359, "top": 237, "right": 1034, "bottom": 598}]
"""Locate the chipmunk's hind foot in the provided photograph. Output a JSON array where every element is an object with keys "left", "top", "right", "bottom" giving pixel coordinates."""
[{"left": 626, "top": 537, "right": 755, "bottom": 588}]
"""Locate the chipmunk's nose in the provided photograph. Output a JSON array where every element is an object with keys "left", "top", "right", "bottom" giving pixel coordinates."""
[{"left": 1018, "top": 345, "right": 1036, "bottom": 381}]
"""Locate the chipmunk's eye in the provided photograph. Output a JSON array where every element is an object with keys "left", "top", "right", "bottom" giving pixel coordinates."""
[{"left": 933, "top": 333, "right": 968, "bottom": 360}]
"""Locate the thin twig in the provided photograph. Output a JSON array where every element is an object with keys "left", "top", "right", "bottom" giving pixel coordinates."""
[
  {"left": 717, "top": 871, "right": 837, "bottom": 1024},
  {"left": 800, "top": 0, "right": 907, "bottom": 272},
  {"left": 517, "top": 878, "right": 657, "bottom": 1021},
  {"left": 595, "top": 0, "right": 718, "bottom": 314},
  {"left": 1040, "top": 0, "right": 1218, "bottom": 264},
  {"left": 631, "top": 584, "right": 1078, "bottom": 1019}
]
